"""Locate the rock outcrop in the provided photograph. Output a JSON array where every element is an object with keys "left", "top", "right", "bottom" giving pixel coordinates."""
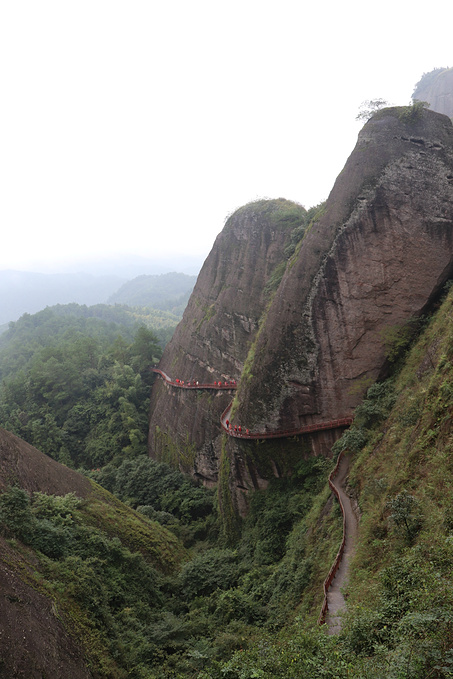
[
  {"left": 148, "top": 199, "right": 307, "bottom": 483},
  {"left": 149, "top": 107, "right": 453, "bottom": 515},
  {"left": 235, "top": 107, "right": 453, "bottom": 432},
  {"left": 0, "top": 430, "right": 92, "bottom": 678},
  {"left": 413, "top": 67, "right": 453, "bottom": 118}
]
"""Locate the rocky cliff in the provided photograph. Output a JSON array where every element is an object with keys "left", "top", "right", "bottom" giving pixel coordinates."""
[
  {"left": 235, "top": 107, "right": 453, "bottom": 430},
  {"left": 148, "top": 107, "right": 453, "bottom": 516},
  {"left": 413, "top": 67, "right": 453, "bottom": 118},
  {"left": 148, "top": 199, "right": 307, "bottom": 483}
]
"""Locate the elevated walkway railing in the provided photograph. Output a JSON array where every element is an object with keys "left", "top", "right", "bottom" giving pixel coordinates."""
[
  {"left": 153, "top": 367, "right": 352, "bottom": 439},
  {"left": 152, "top": 368, "right": 237, "bottom": 390},
  {"left": 153, "top": 364, "right": 353, "bottom": 627}
]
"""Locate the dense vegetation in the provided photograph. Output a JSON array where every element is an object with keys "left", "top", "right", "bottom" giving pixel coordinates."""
[
  {"left": 0, "top": 481, "right": 187, "bottom": 677},
  {"left": 2, "top": 286, "right": 453, "bottom": 676},
  {"left": 0, "top": 453, "right": 335, "bottom": 677},
  {"left": 0, "top": 306, "right": 164, "bottom": 468}
]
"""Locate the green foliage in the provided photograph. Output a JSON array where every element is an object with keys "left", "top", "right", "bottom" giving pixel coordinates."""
[
  {"left": 0, "top": 485, "right": 34, "bottom": 541},
  {"left": 353, "top": 380, "right": 396, "bottom": 429},
  {"left": 397, "top": 99, "right": 430, "bottom": 123},
  {"left": 89, "top": 456, "right": 217, "bottom": 547},
  {"left": 356, "top": 98, "right": 389, "bottom": 121},
  {"left": 4, "top": 252, "right": 453, "bottom": 677},
  {"left": 263, "top": 260, "right": 287, "bottom": 296},
  {"left": 386, "top": 490, "right": 422, "bottom": 544},
  {"left": 381, "top": 316, "right": 426, "bottom": 365},
  {"left": 263, "top": 202, "right": 324, "bottom": 298},
  {"left": 0, "top": 307, "right": 163, "bottom": 468},
  {"left": 179, "top": 549, "right": 240, "bottom": 599},
  {"left": 0, "top": 483, "right": 190, "bottom": 675},
  {"left": 331, "top": 426, "right": 367, "bottom": 455}
]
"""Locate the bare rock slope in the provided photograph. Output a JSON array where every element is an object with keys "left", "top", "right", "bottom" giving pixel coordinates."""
[
  {"left": 148, "top": 199, "right": 306, "bottom": 483},
  {"left": 0, "top": 430, "right": 93, "bottom": 678},
  {"left": 235, "top": 107, "right": 453, "bottom": 432},
  {"left": 149, "top": 107, "right": 453, "bottom": 511}
]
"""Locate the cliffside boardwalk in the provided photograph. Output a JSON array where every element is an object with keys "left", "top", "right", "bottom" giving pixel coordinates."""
[
  {"left": 153, "top": 367, "right": 356, "bottom": 632},
  {"left": 152, "top": 369, "right": 352, "bottom": 439}
]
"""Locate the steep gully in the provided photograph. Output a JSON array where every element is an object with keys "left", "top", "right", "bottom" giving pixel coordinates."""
[{"left": 152, "top": 368, "right": 355, "bottom": 630}]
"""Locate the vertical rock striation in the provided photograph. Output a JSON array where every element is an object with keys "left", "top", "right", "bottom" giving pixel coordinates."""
[
  {"left": 235, "top": 108, "right": 453, "bottom": 433},
  {"left": 149, "top": 107, "right": 453, "bottom": 512},
  {"left": 148, "top": 199, "right": 306, "bottom": 483}
]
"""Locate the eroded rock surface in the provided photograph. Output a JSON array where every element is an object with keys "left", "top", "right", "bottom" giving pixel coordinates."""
[
  {"left": 235, "top": 108, "right": 453, "bottom": 432},
  {"left": 149, "top": 108, "right": 453, "bottom": 512},
  {"left": 148, "top": 199, "right": 305, "bottom": 483}
]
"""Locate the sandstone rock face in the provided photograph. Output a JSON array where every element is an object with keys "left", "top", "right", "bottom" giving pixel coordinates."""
[
  {"left": 148, "top": 199, "right": 306, "bottom": 483},
  {"left": 413, "top": 67, "right": 453, "bottom": 118},
  {"left": 235, "top": 108, "right": 453, "bottom": 432},
  {"left": 149, "top": 108, "right": 453, "bottom": 513}
]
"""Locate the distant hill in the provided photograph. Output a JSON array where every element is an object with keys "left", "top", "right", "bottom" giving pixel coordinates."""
[
  {"left": 0, "top": 269, "right": 198, "bottom": 326},
  {"left": 0, "top": 270, "right": 126, "bottom": 325},
  {"left": 108, "top": 272, "right": 197, "bottom": 312}
]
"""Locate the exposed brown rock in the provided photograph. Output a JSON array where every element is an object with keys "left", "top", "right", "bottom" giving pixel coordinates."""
[
  {"left": 148, "top": 199, "right": 305, "bottom": 483},
  {"left": 0, "top": 428, "right": 185, "bottom": 676},
  {"left": 149, "top": 107, "right": 453, "bottom": 513},
  {"left": 0, "top": 537, "right": 93, "bottom": 679},
  {"left": 0, "top": 430, "right": 94, "bottom": 677},
  {"left": 236, "top": 108, "right": 453, "bottom": 432},
  {"left": 0, "top": 427, "right": 91, "bottom": 498}
]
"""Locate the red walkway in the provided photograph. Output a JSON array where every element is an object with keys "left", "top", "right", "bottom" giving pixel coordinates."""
[
  {"left": 152, "top": 368, "right": 237, "bottom": 390},
  {"left": 153, "top": 366, "right": 356, "bottom": 633},
  {"left": 152, "top": 368, "right": 352, "bottom": 439}
]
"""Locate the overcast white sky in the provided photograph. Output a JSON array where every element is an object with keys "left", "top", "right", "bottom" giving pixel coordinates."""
[{"left": 0, "top": 1, "right": 451, "bottom": 274}]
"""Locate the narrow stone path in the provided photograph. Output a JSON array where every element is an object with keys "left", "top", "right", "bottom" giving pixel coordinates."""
[{"left": 325, "top": 454, "right": 358, "bottom": 634}]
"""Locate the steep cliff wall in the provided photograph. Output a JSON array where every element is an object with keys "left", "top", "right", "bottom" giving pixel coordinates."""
[
  {"left": 149, "top": 107, "right": 453, "bottom": 515},
  {"left": 148, "top": 199, "right": 306, "bottom": 483},
  {"left": 235, "top": 108, "right": 453, "bottom": 432},
  {"left": 413, "top": 67, "right": 453, "bottom": 118}
]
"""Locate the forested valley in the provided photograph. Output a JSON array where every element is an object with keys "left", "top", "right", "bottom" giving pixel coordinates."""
[{"left": 1, "top": 286, "right": 453, "bottom": 677}]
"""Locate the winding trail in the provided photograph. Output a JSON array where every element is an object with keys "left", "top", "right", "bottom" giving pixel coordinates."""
[
  {"left": 152, "top": 367, "right": 357, "bottom": 632},
  {"left": 320, "top": 453, "right": 358, "bottom": 633}
]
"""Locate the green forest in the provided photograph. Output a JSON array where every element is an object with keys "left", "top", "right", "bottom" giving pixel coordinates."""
[{"left": 2, "top": 289, "right": 453, "bottom": 677}]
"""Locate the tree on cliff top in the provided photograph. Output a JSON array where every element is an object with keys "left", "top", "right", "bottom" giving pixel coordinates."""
[{"left": 356, "top": 98, "right": 389, "bottom": 121}]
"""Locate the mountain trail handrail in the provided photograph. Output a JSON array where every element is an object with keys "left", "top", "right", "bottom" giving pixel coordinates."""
[
  {"left": 318, "top": 451, "right": 347, "bottom": 626},
  {"left": 152, "top": 368, "right": 237, "bottom": 390},
  {"left": 153, "top": 365, "right": 352, "bottom": 627},
  {"left": 153, "top": 368, "right": 352, "bottom": 439}
]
